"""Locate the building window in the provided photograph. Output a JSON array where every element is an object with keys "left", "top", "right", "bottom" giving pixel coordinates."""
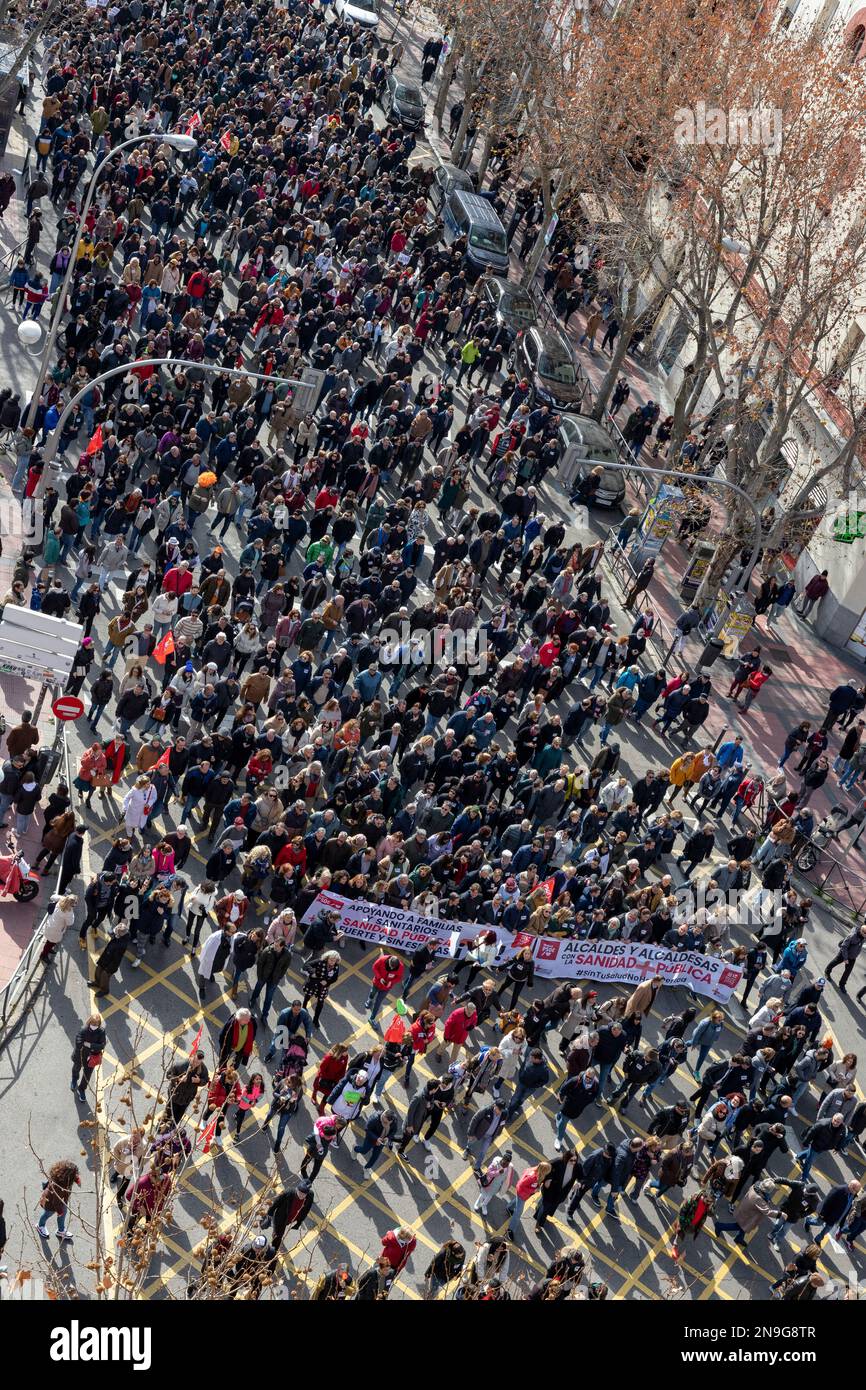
[
  {"left": 813, "top": 0, "right": 840, "bottom": 35},
  {"left": 843, "top": 7, "right": 866, "bottom": 58},
  {"left": 778, "top": 0, "right": 801, "bottom": 28},
  {"left": 659, "top": 315, "right": 691, "bottom": 374}
]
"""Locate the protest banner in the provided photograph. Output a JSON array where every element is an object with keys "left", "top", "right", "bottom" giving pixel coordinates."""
[{"left": 301, "top": 892, "right": 743, "bottom": 1004}]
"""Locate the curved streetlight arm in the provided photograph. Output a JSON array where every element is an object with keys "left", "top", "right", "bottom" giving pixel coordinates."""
[
  {"left": 588, "top": 456, "right": 765, "bottom": 595},
  {"left": 23, "top": 133, "right": 196, "bottom": 433},
  {"left": 41, "top": 356, "right": 306, "bottom": 469},
  {"left": 42, "top": 358, "right": 763, "bottom": 590}
]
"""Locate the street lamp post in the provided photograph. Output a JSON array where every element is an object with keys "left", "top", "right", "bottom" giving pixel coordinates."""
[
  {"left": 40, "top": 356, "right": 307, "bottom": 474},
  {"left": 22, "top": 132, "right": 199, "bottom": 433}
]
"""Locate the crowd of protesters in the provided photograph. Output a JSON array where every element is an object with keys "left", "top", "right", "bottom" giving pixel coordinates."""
[{"left": 2, "top": 0, "right": 865, "bottom": 1301}]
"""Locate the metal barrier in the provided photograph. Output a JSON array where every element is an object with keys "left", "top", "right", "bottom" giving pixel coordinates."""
[
  {"left": 601, "top": 528, "right": 687, "bottom": 676},
  {"left": 0, "top": 703, "right": 73, "bottom": 1046},
  {"left": 751, "top": 783, "right": 866, "bottom": 923}
]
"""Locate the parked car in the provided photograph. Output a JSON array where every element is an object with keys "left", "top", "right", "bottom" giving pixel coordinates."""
[
  {"left": 427, "top": 161, "right": 475, "bottom": 214},
  {"left": 333, "top": 0, "right": 380, "bottom": 28},
  {"left": 441, "top": 190, "right": 509, "bottom": 278},
  {"left": 480, "top": 276, "right": 537, "bottom": 345},
  {"left": 383, "top": 73, "right": 425, "bottom": 128},
  {"left": 510, "top": 325, "right": 585, "bottom": 410},
  {"left": 556, "top": 414, "right": 625, "bottom": 508}
]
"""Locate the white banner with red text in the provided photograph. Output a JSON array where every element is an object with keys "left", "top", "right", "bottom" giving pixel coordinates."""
[{"left": 301, "top": 892, "right": 743, "bottom": 1004}]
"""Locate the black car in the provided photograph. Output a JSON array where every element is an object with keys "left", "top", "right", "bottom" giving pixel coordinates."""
[
  {"left": 480, "top": 276, "right": 537, "bottom": 345},
  {"left": 384, "top": 74, "right": 425, "bottom": 129}
]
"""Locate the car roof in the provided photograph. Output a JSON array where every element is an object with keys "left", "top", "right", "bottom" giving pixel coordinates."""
[
  {"left": 452, "top": 191, "right": 505, "bottom": 229},
  {"left": 487, "top": 276, "right": 530, "bottom": 299},
  {"left": 559, "top": 414, "right": 617, "bottom": 450},
  {"left": 528, "top": 326, "right": 572, "bottom": 357}
]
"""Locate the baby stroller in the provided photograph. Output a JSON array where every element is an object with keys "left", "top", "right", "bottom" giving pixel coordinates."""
[{"left": 274, "top": 1035, "right": 309, "bottom": 1104}]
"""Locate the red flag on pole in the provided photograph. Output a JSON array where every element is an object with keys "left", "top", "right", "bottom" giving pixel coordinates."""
[
  {"left": 155, "top": 747, "right": 171, "bottom": 769},
  {"left": 152, "top": 630, "right": 175, "bottom": 665},
  {"left": 220, "top": 128, "right": 233, "bottom": 153},
  {"left": 84, "top": 424, "right": 103, "bottom": 456},
  {"left": 185, "top": 111, "right": 202, "bottom": 136},
  {"left": 189, "top": 1023, "right": 203, "bottom": 1058},
  {"left": 198, "top": 1113, "right": 218, "bottom": 1152}
]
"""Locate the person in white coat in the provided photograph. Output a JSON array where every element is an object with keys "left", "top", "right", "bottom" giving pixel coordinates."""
[
  {"left": 600, "top": 775, "right": 632, "bottom": 813},
  {"left": 197, "top": 922, "right": 237, "bottom": 1001},
  {"left": 150, "top": 590, "right": 178, "bottom": 632},
  {"left": 122, "top": 776, "right": 156, "bottom": 836},
  {"left": 40, "top": 894, "right": 77, "bottom": 962},
  {"left": 496, "top": 1027, "right": 526, "bottom": 1095},
  {"left": 748, "top": 999, "right": 783, "bottom": 1032},
  {"left": 472, "top": 1151, "right": 516, "bottom": 1215}
]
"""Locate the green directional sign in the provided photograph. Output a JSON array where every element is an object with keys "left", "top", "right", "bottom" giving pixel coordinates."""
[{"left": 832, "top": 512, "right": 866, "bottom": 543}]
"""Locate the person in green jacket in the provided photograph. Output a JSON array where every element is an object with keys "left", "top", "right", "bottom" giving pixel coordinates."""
[{"left": 456, "top": 338, "right": 479, "bottom": 387}]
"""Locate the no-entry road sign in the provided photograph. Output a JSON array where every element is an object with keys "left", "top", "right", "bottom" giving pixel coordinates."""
[{"left": 51, "top": 695, "right": 84, "bottom": 722}]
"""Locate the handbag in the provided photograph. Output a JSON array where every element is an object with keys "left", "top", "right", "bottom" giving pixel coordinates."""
[
  {"left": 92, "top": 773, "right": 112, "bottom": 789},
  {"left": 87, "top": 1051, "right": 103, "bottom": 1068}
]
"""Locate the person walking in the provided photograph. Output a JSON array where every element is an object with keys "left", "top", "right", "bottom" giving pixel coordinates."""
[
  {"left": 35, "top": 1160, "right": 80, "bottom": 1242},
  {"left": 70, "top": 1012, "right": 105, "bottom": 1103}
]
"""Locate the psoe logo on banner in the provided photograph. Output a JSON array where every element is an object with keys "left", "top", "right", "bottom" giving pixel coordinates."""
[{"left": 0, "top": 496, "right": 43, "bottom": 546}]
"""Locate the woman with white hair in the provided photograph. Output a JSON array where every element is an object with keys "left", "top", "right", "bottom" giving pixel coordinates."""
[
  {"left": 40, "top": 894, "right": 77, "bottom": 962},
  {"left": 122, "top": 776, "right": 156, "bottom": 837}
]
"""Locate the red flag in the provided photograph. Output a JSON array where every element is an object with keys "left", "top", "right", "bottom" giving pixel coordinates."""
[
  {"left": 383, "top": 1014, "right": 405, "bottom": 1044},
  {"left": 220, "top": 129, "right": 233, "bottom": 153},
  {"left": 156, "top": 747, "right": 171, "bottom": 769},
  {"left": 198, "top": 1113, "right": 218, "bottom": 1152},
  {"left": 84, "top": 424, "right": 103, "bottom": 456},
  {"left": 152, "top": 630, "right": 175, "bottom": 665},
  {"left": 188, "top": 1023, "right": 203, "bottom": 1059},
  {"left": 185, "top": 110, "right": 202, "bottom": 136}
]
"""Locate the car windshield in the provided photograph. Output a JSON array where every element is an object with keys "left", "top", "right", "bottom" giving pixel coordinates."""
[
  {"left": 500, "top": 291, "right": 534, "bottom": 322},
  {"left": 396, "top": 86, "right": 423, "bottom": 107},
  {"left": 538, "top": 352, "right": 576, "bottom": 384},
  {"left": 469, "top": 227, "right": 506, "bottom": 254},
  {"left": 353, "top": 0, "right": 378, "bottom": 10}
]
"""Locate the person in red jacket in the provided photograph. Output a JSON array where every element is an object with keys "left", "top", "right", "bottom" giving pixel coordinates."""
[
  {"left": 366, "top": 953, "right": 405, "bottom": 1027},
  {"left": 797, "top": 570, "right": 830, "bottom": 618},
  {"left": 742, "top": 665, "right": 772, "bottom": 712},
  {"left": 275, "top": 835, "right": 307, "bottom": 876},
  {"left": 162, "top": 561, "right": 193, "bottom": 596},
  {"left": 405, "top": 1010, "right": 437, "bottom": 1087},
  {"left": 246, "top": 748, "right": 274, "bottom": 790},
  {"left": 443, "top": 1003, "right": 478, "bottom": 1062},
  {"left": 380, "top": 1226, "right": 416, "bottom": 1275},
  {"left": 312, "top": 1043, "right": 350, "bottom": 1113},
  {"left": 731, "top": 773, "right": 764, "bottom": 827},
  {"left": 200, "top": 1065, "right": 241, "bottom": 1146}
]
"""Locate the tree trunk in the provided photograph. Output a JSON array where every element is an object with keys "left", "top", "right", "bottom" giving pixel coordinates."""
[
  {"left": 693, "top": 534, "right": 741, "bottom": 612},
  {"left": 519, "top": 167, "right": 571, "bottom": 288},
  {"left": 450, "top": 62, "right": 478, "bottom": 164},
  {"left": 590, "top": 283, "right": 640, "bottom": 421},
  {"left": 433, "top": 45, "right": 459, "bottom": 134},
  {"left": 476, "top": 132, "right": 492, "bottom": 186},
  {"left": 0, "top": 1, "right": 62, "bottom": 106}
]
